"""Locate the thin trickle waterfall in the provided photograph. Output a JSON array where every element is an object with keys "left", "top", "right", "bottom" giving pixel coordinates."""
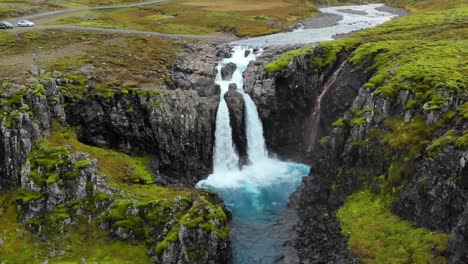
[{"left": 306, "top": 59, "right": 348, "bottom": 151}]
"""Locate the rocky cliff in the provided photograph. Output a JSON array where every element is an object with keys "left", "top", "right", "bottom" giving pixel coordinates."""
[
  {"left": 0, "top": 42, "right": 233, "bottom": 262},
  {"left": 246, "top": 6, "right": 467, "bottom": 262}
]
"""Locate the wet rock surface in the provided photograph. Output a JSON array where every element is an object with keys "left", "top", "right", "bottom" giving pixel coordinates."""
[
  {"left": 67, "top": 89, "right": 219, "bottom": 186},
  {"left": 224, "top": 83, "right": 247, "bottom": 162},
  {"left": 244, "top": 45, "right": 368, "bottom": 162},
  {"left": 221, "top": 62, "right": 237, "bottom": 81},
  {"left": 245, "top": 43, "right": 467, "bottom": 263}
]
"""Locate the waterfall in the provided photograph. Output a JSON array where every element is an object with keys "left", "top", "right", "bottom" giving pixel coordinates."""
[
  {"left": 243, "top": 94, "right": 268, "bottom": 161},
  {"left": 211, "top": 46, "right": 267, "bottom": 172},
  {"left": 306, "top": 59, "right": 348, "bottom": 151},
  {"left": 198, "top": 45, "right": 310, "bottom": 263}
]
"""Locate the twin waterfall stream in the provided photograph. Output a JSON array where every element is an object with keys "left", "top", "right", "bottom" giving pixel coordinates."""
[
  {"left": 196, "top": 4, "right": 399, "bottom": 263},
  {"left": 197, "top": 46, "right": 310, "bottom": 263}
]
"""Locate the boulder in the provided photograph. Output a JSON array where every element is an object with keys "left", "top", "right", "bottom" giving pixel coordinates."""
[
  {"left": 221, "top": 62, "right": 237, "bottom": 81},
  {"left": 224, "top": 83, "right": 247, "bottom": 162}
]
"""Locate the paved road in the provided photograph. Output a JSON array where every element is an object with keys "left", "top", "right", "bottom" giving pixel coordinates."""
[
  {"left": 7, "top": 0, "right": 237, "bottom": 41},
  {"left": 10, "top": 0, "right": 172, "bottom": 23}
]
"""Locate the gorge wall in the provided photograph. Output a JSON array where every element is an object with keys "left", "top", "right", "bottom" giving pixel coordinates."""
[
  {"left": 244, "top": 36, "right": 467, "bottom": 262},
  {"left": 0, "top": 43, "right": 233, "bottom": 263}
]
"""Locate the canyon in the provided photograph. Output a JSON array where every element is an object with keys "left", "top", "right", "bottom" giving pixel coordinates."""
[{"left": 0, "top": 0, "right": 467, "bottom": 263}]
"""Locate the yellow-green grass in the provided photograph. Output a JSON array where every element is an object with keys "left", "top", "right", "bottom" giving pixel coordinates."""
[
  {"left": 0, "top": 30, "right": 181, "bottom": 89},
  {"left": 41, "top": 123, "right": 151, "bottom": 188},
  {"left": 45, "top": 0, "right": 317, "bottom": 37},
  {"left": 337, "top": 190, "right": 449, "bottom": 264},
  {"left": 0, "top": 190, "right": 152, "bottom": 264}
]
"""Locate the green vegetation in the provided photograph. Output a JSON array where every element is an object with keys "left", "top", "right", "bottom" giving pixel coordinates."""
[
  {"left": 42, "top": 123, "right": 156, "bottom": 186},
  {"left": 0, "top": 30, "right": 180, "bottom": 90},
  {"left": 331, "top": 117, "right": 346, "bottom": 127},
  {"left": 264, "top": 45, "right": 315, "bottom": 73},
  {"left": 337, "top": 190, "right": 449, "bottom": 264},
  {"left": 0, "top": 191, "right": 152, "bottom": 264},
  {"left": 45, "top": 0, "right": 317, "bottom": 37}
]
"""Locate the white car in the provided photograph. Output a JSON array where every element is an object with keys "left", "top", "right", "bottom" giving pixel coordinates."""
[{"left": 18, "top": 20, "right": 34, "bottom": 27}]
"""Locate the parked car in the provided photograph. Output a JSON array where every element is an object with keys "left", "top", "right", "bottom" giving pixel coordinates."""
[
  {"left": 18, "top": 20, "right": 34, "bottom": 27},
  {"left": 0, "top": 21, "right": 13, "bottom": 29}
]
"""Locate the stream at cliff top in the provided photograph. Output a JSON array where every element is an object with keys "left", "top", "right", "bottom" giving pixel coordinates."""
[{"left": 197, "top": 4, "right": 398, "bottom": 264}]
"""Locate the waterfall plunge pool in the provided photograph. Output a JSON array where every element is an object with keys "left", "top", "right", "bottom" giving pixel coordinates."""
[{"left": 196, "top": 4, "right": 400, "bottom": 263}]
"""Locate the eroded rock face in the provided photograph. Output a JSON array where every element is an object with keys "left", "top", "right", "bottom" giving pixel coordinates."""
[
  {"left": 248, "top": 44, "right": 468, "bottom": 263},
  {"left": 243, "top": 45, "right": 369, "bottom": 162},
  {"left": 0, "top": 80, "right": 65, "bottom": 190},
  {"left": 449, "top": 206, "right": 468, "bottom": 264},
  {"left": 221, "top": 62, "right": 237, "bottom": 81},
  {"left": 171, "top": 43, "right": 231, "bottom": 97},
  {"left": 224, "top": 83, "right": 247, "bottom": 161},
  {"left": 67, "top": 89, "right": 219, "bottom": 186},
  {"left": 19, "top": 151, "right": 110, "bottom": 222}
]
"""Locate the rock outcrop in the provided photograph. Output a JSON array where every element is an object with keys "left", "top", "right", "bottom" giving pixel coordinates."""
[
  {"left": 66, "top": 89, "right": 219, "bottom": 186},
  {"left": 0, "top": 79, "right": 66, "bottom": 191},
  {"left": 221, "top": 62, "right": 237, "bottom": 81},
  {"left": 247, "top": 43, "right": 467, "bottom": 263},
  {"left": 171, "top": 43, "right": 230, "bottom": 97},
  {"left": 224, "top": 83, "right": 247, "bottom": 161},
  {"left": 243, "top": 45, "right": 370, "bottom": 161}
]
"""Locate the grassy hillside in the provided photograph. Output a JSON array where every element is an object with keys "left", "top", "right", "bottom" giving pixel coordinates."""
[{"left": 37, "top": 0, "right": 317, "bottom": 37}]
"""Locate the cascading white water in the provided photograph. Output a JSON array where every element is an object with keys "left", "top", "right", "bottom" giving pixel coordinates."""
[
  {"left": 197, "top": 5, "right": 400, "bottom": 263},
  {"left": 198, "top": 46, "right": 310, "bottom": 263},
  {"left": 213, "top": 63, "right": 240, "bottom": 173},
  {"left": 243, "top": 94, "right": 268, "bottom": 161},
  {"left": 211, "top": 46, "right": 267, "bottom": 172}
]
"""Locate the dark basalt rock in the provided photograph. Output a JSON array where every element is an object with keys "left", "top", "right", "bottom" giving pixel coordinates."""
[
  {"left": 449, "top": 205, "right": 468, "bottom": 264},
  {"left": 243, "top": 45, "right": 369, "bottom": 162},
  {"left": 67, "top": 89, "right": 219, "bottom": 186},
  {"left": 221, "top": 62, "right": 237, "bottom": 81},
  {"left": 0, "top": 80, "right": 66, "bottom": 190},
  {"left": 224, "top": 83, "right": 247, "bottom": 162},
  {"left": 246, "top": 44, "right": 468, "bottom": 263},
  {"left": 171, "top": 43, "right": 231, "bottom": 97}
]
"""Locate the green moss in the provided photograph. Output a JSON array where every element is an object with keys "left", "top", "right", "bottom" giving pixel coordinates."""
[
  {"left": 319, "top": 136, "right": 331, "bottom": 145},
  {"left": 46, "top": 172, "right": 60, "bottom": 184},
  {"left": 426, "top": 130, "right": 459, "bottom": 156},
  {"left": 350, "top": 117, "right": 367, "bottom": 127},
  {"left": 16, "top": 191, "right": 42, "bottom": 204},
  {"left": 75, "top": 159, "right": 92, "bottom": 169},
  {"left": 455, "top": 131, "right": 468, "bottom": 149},
  {"left": 337, "top": 190, "right": 449, "bottom": 264},
  {"left": 187, "top": 244, "right": 207, "bottom": 261},
  {"left": 332, "top": 117, "right": 346, "bottom": 127},
  {"left": 310, "top": 39, "right": 356, "bottom": 70},
  {"left": 32, "top": 84, "right": 46, "bottom": 97},
  {"left": 155, "top": 225, "right": 179, "bottom": 255},
  {"left": 264, "top": 45, "right": 315, "bottom": 73},
  {"left": 383, "top": 116, "right": 432, "bottom": 156},
  {"left": 459, "top": 102, "right": 468, "bottom": 120}
]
